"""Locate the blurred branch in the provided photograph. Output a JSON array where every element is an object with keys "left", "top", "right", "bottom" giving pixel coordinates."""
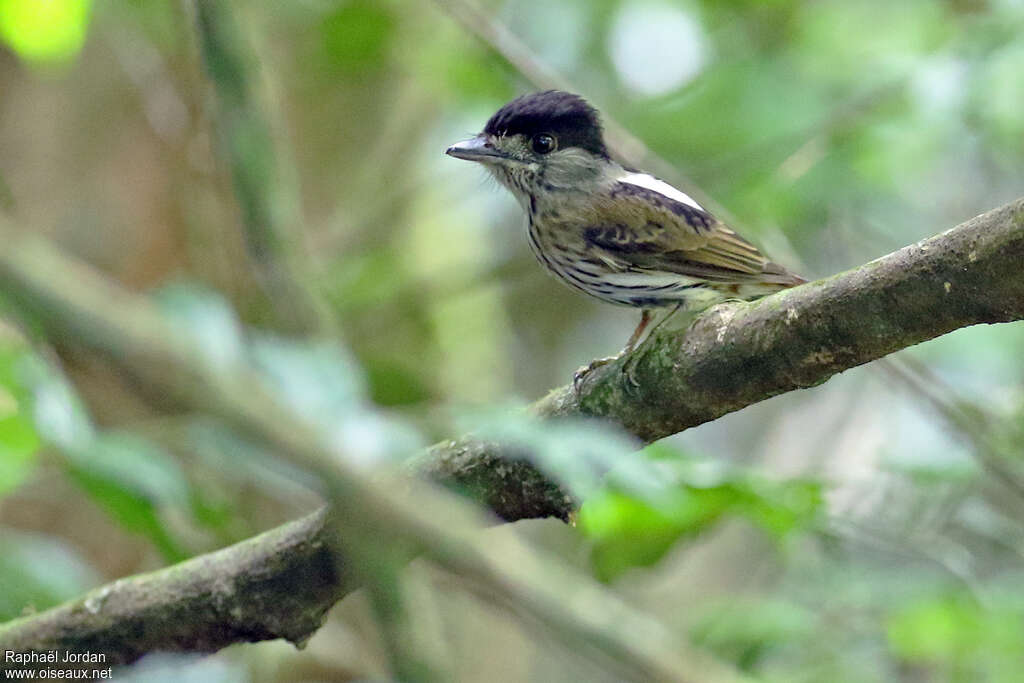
[
  {"left": 0, "top": 221, "right": 743, "bottom": 682},
  {"left": 193, "top": 0, "right": 332, "bottom": 335},
  {"left": 0, "top": 196, "right": 1019, "bottom": 672}
]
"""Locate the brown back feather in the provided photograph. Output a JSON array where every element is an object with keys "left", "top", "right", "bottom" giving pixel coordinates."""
[{"left": 581, "top": 184, "right": 804, "bottom": 287}]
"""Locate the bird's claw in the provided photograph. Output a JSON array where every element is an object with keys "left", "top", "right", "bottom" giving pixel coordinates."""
[
  {"left": 573, "top": 355, "right": 618, "bottom": 395},
  {"left": 573, "top": 350, "right": 646, "bottom": 395},
  {"left": 623, "top": 355, "right": 642, "bottom": 390}
]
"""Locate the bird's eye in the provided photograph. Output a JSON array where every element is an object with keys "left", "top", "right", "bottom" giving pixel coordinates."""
[{"left": 532, "top": 133, "right": 556, "bottom": 154}]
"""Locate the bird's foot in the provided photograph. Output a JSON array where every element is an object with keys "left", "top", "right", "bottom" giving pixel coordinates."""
[
  {"left": 573, "top": 355, "right": 619, "bottom": 396},
  {"left": 621, "top": 352, "right": 643, "bottom": 392},
  {"left": 573, "top": 350, "right": 647, "bottom": 395}
]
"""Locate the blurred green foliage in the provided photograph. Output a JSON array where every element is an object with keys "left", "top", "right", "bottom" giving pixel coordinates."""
[
  {"left": 0, "top": 336, "right": 40, "bottom": 496},
  {"left": 691, "top": 598, "right": 817, "bottom": 673},
  {"left": 580, "top": 449, "right": 821, "bottom": 581},
  {"left": 0, "top": 0, "right": 92, "bottom": 65},
  {"left": 1, "top": 0, "right": 1023, "bottom": 679},
  {"left": 887, "top": 593, "right": 1024, "bottom": 681},
  {"left": 319, "top": 1, "right": 395, "bottom": 75}
]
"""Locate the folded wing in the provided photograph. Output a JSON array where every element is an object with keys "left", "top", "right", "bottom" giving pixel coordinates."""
[{"left": 582, "top": 175, "right": 804, "bottom": 287}]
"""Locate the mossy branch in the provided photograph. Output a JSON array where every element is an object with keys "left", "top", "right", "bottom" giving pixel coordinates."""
[
  {"left": 0, "top": 511, "right": 341, "bottom": 668},
  {"left": 422, "top": 198, "right": 1024, "bottom": 519},
  {"left": 0, "top": 219, "right": 743, "bottom": 682},
  {"left": 0, "top": 197, "right": 1021, "bottom": 667},
  {"left": 557, "top": 198, "right": 1024, "bottom": 439}
]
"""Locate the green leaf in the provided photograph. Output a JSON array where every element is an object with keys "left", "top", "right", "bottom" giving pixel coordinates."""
[
  {"left": 60, "top": 432, "right": 191, "bottom": 562},
  {"left": 251, "top": 335, "right": 365, "bottom": 416},
  {"left": 19, "top": 353, "right": 94, "bottom": 453},
  {"left": 0, "top": 413, "right": 40, "bottom": 495},
  {"left": 251, "top": 336, "right": 422, "bottom": 463},
  {"left": 579, "top": 489, "right": 721, "bottom": 581},
  {"left": 70, "top": 431, "right": 191, "bottom": 508},
  {"left": 454, "top": 407, "right": 653, "bottom": 500},
  {"left": 184, "top": 418, "right": 321, "bottom": 494},
  {"left": 692, "top": 599, "right": 816, "bottom": 671},
  {"left": 0, "top": 0, "right": 92, "bottom": 65},
  {"left": 0, "top": 339, "right": 41, "bottom": 494},
  {"left": 68, "top": 465, "right": 187, "bottom": 563},
  {"left": 17, "top": 353, "right": 191, "bottom": 560},
  {"left": 887, "top": 594, "right": 1024, "bottom": 668},
  {"left": 579, "top": 450, "right": 821, "bottom": 581}
]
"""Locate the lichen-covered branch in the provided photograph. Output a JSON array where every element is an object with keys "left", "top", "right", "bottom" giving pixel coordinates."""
[
  {"left": 0, "top": 510, "right": 340, "bottom": 669},
  {"left": 0, "top": 198, "right": 1020, "bottom": 667},
  {"left": 421, "top": 198, "right": 1024, "bottom": 518},
  {"left": 0, "top": 220, "right": 741, "bottom": 682},
  {"left": 414, "top": 439, "right": 576, "bottom": 522},
  {"left": 553, "top": 198, "right": 1024, "bottom": 439}
]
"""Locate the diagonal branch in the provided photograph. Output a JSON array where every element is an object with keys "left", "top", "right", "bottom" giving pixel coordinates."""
[
  {"left": 0, "top": 510, "right": 343, "bottom": 666},
  {"left": 0, "top": 219, "right": 744, "bottom": 682},
  {"left": 421, "top": 197, "right": 1024, "bottom": 518},
  {"left": 0, "top": 198, "right": 1021, "bottom": 665},
  {"left": 553, "top": 198, "right": 1024, "bottom": 439}
]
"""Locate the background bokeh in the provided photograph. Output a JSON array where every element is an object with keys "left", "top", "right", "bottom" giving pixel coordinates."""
[{"left": 1, "top": 0, "right": 1023, "bottom": 680}]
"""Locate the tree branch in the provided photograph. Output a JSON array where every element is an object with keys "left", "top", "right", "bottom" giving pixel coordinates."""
[
  {"left": 556, "top": 198, "right": 1024, "bottom": 437},
  {"left": 0, "top": 198, "right": 1021, "bottom": 665},
  {"left": 420, "top": 198, "right": 1024, "bottom": 517},
  {"left": 0, "top": 219, "right": 744, "bottom": 682},
  {"left": 0, "top": 510, "right": 341, "bottom": 669}
]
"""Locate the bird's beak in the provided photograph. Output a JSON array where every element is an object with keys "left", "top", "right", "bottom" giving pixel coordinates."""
[{"left": 445, "top": 135, "right": 506, "bottom": 163}]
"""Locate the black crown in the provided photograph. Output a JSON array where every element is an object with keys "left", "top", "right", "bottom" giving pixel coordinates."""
[{"left": 483, "top": 91, "right": 609, "bottom": 159}]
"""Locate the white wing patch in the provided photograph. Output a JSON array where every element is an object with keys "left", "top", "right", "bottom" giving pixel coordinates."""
[{"left": 619, "top": 172, "right": 704, "bottom": 211}]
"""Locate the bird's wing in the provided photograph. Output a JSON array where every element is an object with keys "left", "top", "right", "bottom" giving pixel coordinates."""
[{"left": 581, "top": 174, "right": 803, "bottom": 286}]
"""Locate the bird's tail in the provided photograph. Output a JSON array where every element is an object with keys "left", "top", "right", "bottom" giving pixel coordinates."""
[{"left": 761, "top": 261, "right": 807, "bottom": 288}]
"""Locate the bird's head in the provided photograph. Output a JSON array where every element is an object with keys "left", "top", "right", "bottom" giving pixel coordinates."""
[{"left": 446, "top": 91, "right": 612, "bottom": 204}]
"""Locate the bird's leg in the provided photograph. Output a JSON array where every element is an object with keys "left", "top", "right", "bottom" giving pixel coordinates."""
[
  {"left": 623, "top": 308, "right": 654, "bottom": 354},
  {"left": 573, "top": 309, "right": 653, "bottom": 395},
  {"left": 622, "top": 304, "right": 681, "bottom": 389}
]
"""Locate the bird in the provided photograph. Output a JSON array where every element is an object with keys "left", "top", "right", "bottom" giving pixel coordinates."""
[{"left": 446, "top": 90, "right": 805, "bottom": 382}]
